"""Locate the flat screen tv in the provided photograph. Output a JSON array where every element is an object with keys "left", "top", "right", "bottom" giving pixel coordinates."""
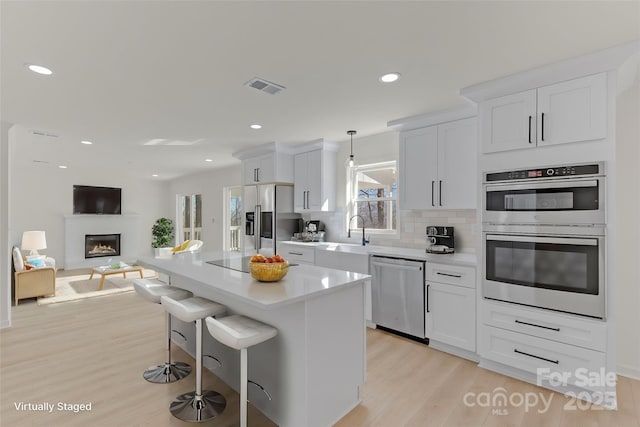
[{"left": 73, "top": 185, "right": 122, "bottom": 215}]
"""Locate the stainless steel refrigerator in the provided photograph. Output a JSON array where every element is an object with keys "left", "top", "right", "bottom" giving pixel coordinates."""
[{"left": 243, "top": 184, "right": 301, "bottom": 257}]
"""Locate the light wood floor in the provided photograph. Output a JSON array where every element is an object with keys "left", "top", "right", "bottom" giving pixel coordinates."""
[{"left": 2, "top": 292, "right": 639, "bottom": 427}]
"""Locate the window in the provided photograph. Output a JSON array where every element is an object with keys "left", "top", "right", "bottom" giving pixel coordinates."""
[
  {"left": 223, "top": 186, "right": 242, "bottom": 252},
  {"left": 348, "top": 161, "right": 397, "bottom": 234}
]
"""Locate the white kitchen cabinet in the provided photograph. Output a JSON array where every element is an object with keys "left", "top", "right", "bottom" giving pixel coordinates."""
[
  {"left": 480, "top": 73, "right": 607, "bottom": 153},
  {"left": 314, "top": 248, "right": 373, "bottom": 325},
  {"left": 399, "top": 126, "right": 438, "bottom": 209},
  {"left": 425, "top": 281, "right": 475, "bottom": 352},
  {"left": 243, "top": 154, "right": 274, "bottom": 184},
  {"left": 399, "top": 117, "right": 476, "bottom": 210},
  {"left": 480, "top": 90, "right": 537, "bottom": 153},
  {"left": 278, "top": 243, "right": 316, "bottom": 265},
  {"left": 242, "top": 152, "right": 294, "bottom": 184},
  {"left": 293, "top": 146, "right": 336, "bottom": 212}
]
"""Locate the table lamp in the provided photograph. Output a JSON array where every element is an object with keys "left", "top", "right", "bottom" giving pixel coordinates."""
[{"left": 21, "top": 231, "right": 47, "bottom": 256}]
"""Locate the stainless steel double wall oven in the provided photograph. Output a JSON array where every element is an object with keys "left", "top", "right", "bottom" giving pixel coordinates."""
[{"left": 482, "top": 162, "right": 606, "bottom": 319}]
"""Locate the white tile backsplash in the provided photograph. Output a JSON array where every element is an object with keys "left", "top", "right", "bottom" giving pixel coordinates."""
[{"left": 303, "top": 209, "right": 478, "bottom": 253}]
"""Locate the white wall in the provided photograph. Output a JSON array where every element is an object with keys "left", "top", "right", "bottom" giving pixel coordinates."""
[
  {"left": 168, "top": 165, "right": 242, "bottom": 252},
  {"left": 615, "top": 65, "right": 640, "bottom": 379},
  {"left": 0, "top": 122, "right": 12, "bottom": 328},
  {"left": 308, "top": 131, "right": 477, "bottom": 252},
  {"left": 9, "top": 125, "right": 171, "bottom": 268}
]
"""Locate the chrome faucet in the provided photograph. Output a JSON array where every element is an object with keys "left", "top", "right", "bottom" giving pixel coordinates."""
[{"left": 347, "top": 214, "right": 369, "bottom": 246}]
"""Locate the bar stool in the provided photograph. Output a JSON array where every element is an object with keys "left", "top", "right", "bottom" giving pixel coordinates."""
[
  {"left": 133, "top": 278, "right": 193, "bottom": 383},
  {"left": 161, "top": 295, "right": 227, "bottom": 422},
  {"left": 205, "top": 314, "right": 277, "bottom": 427}
]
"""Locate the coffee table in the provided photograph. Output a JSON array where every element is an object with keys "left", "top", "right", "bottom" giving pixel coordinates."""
[{"left": 89, "top": 264, "right": 144, "bottom": 290}]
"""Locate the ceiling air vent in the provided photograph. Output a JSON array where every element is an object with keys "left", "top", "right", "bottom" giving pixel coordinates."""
[
  {"left": 245, "top": 77, "right": 286, "bottom": 95},
  {"left": 32, "top": 130, "right": 59, "bottom": 138}
]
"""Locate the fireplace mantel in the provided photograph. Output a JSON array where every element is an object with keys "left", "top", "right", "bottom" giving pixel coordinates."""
[{"left": 64, "top": 214, "right": 143, "bottom": 269}]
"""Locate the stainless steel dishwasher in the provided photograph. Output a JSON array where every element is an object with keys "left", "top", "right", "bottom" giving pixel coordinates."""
[{"left": 370, "top": 255, "right": 425, "bottom": 338}]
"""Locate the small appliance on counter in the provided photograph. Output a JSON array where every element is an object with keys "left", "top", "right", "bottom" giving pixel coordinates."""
[
  {"left": 426, "top": 226, "right": 455, "bottom": 254},
  {"left": 292, "top": 220, "right": 326, "bottom": 242}
]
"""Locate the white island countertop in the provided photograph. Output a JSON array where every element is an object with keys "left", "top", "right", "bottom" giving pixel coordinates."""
[{"left": 138, "top": 251, "right": 371, "bottom": 310}]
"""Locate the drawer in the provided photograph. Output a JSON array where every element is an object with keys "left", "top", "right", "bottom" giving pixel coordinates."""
[
  {"left": 426, "top": 262, "right": 475, "bottom": 288},
  {"left": 480, "top": 325, "right": 606, "bottom": 387},
  {"left": 481, "top": 300, "right": 607, "bottom": 352},
  {"left": 279, "top": 244, "right": 315, "bottom": 265}
]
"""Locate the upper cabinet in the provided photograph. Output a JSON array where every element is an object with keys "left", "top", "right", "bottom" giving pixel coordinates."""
[
  {"left": 479, "top": 73, "right": 607, "bottom": 153},
  {"left": 398, "top": 115, "right": 477, "bottom": 210},
  {"left": 233, "top": 143, "right": 294, "bottom": 184},
  {"left": 293, "top": 140, "right": 337, "bottom": 212}
]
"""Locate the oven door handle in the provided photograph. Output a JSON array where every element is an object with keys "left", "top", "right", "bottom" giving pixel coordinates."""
[
  {"left": 485, "top": 179, "right": 599, "bottom": 192},
  {"left": 486, "top": 234, "right": 598, "bottom": 246}
]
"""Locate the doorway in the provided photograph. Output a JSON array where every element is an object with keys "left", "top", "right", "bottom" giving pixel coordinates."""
[{"left": 223, "top": 186, "right": 242, "bottom": 252}]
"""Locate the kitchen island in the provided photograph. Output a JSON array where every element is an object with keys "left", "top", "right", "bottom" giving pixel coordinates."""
[{"left": 138, "top": 251, "right": 370, "bottom": 427}]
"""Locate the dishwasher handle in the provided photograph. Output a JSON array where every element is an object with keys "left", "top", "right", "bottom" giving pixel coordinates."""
[{"left": 371, "top": 261, "right": 423, "bottom": 272}]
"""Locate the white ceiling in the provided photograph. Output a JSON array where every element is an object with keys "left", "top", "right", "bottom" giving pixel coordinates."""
[{"left": 2, "top": 1, "right": 639, "bottom": 180}]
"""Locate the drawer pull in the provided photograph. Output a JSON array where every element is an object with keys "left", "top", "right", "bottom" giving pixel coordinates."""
[
  {"left": 515, "top": 319, "right": 560, "bottom": 332},
  {"left": 288, "top": 251, "right": 304, "bottom": 256},
  {"left": 514, "top": 348, "right": 559, "bottom": 365},
  {"left": 436, "top": 272, "right": 462, "bottom": 278}
]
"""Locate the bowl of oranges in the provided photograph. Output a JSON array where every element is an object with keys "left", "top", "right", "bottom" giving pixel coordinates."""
[{"left": 249, "top": 254, "right": 289, "bottom": 282}]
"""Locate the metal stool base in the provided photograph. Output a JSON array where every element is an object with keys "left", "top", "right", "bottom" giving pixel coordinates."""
[
  {"left": 169, "top": 390, "right": 226, "bottom": 422},
  {"left": 143, "top": 362, "right": 192, "bottom": 384}
]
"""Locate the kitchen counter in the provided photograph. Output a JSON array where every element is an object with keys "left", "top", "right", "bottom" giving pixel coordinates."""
[
  {"left": 281, "top": 241, "right": 477, "bottom": 267},
  {"left": 137, "top": 251, "right": 367, "bottom": 427}
]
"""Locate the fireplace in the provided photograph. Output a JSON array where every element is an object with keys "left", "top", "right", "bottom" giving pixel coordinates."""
[{"left": 85, "top": 234, "right": 121, "bottom": 259}]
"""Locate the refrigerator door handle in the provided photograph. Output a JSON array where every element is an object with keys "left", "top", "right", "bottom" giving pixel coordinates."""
[{"left": 255, "top": 204, "right": 261, "bottom": 250}]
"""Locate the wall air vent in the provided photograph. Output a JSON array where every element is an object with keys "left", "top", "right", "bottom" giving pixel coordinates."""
[{"left": 245, "top": 77, "right": 286, "bottom": 95}]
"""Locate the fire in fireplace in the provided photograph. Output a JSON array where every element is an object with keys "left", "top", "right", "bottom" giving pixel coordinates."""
[{"left": 85, "top": 234, "right": 121, "bottom": 259}]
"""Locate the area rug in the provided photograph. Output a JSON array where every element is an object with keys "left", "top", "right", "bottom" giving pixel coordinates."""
[{"left": 37, "top": 268, "right": 157, "bottom": 305}]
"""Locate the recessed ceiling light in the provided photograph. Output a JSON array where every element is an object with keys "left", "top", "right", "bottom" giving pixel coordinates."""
[
  {"left": 250, "top": 124, "right": 262, "bottom": 130},
  {"left": 81, "top": 140, "right": 93, "bottom": 145},
  {"left": 379, "top": 72, "right": 401, "bottom": 83},
  {"left": 152, "top": 174, "right": 159, "bottom": 177},
  {"left": 58, "top": 165, "right": 67, "bottom": 169},
  {"left": 27, "top": 64, "right": 53, "bottom": 75},
  {"left": 205, "top": 159, "right": 213, "bottom": 162}
]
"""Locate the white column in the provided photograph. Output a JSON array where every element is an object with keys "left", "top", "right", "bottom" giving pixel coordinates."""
[{"left": 0, "top": 122, "right": 13, "bottom": 328}]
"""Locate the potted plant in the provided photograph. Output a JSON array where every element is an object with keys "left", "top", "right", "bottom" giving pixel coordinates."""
[{"left": 152, "top": 217, "right": 175, "bottom": 257}]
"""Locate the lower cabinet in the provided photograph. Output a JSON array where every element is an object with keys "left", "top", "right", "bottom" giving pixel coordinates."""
[
  {"left": 424, "top": 262, "right": 476, "bottom": 357},
  {"left": 278, "top": 243, "right": 316, "bottom": 265},
  {"left": 314, "top": 249, "right": 372, "bottom": 325},
  {"left": 425, "top": 281, "right": 476, "bottom": 352}
]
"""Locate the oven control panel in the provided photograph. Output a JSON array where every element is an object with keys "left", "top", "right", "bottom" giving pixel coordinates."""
[{"left": 485, "top": 163, "right": 601, "bottom": 182}]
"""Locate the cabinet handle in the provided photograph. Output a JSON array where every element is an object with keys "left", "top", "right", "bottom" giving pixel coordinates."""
[
  {"left": 439, "top": 181, "right": 443, "bottom": 206},
  {"left": 253, "top": 168, "right": 258, "bottom": 182},
  {"left": 431, "top": 181, "right": 435, "bottom": 207},
  {"left": 514, "top": 348, "right": 559, "bottom": 365},
  {"left": 426, "top": 284, "right": 430, "bottom": 313},
  {"left": 528, "top": 115, "right": 532, "bottom": 143},
  {"left": 256, "top": 168, "right": 260, "bottom": 182},
  {"left": 288, "top": 251, "right": 303, "bottom": 256},
  {"left": 541, "top": 112, "right": 545, "bottom": 141},
  {"left": 436, "top": 272, "right": 461, "bottom": 278},
  {"left": 306, "top": 190, "right": 310, "bottom": 209},
  {"left": 515, "top": 319, "right": 560, "bottom": 332}
]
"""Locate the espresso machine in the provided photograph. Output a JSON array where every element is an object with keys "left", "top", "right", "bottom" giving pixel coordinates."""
[{"left": 426, "top": 226, "right": 455, "bottom": 254}]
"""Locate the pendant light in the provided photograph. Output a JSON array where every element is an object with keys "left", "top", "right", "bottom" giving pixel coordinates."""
[{"left": 347, "top": 130, "right": 357, "bottom": 167}]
